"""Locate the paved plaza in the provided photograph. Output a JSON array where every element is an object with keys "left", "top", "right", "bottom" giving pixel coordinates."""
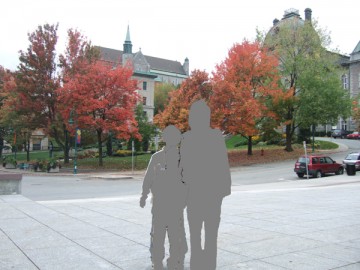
[{"left": 1, "top": 175, "right": 360, "bottom": 269}]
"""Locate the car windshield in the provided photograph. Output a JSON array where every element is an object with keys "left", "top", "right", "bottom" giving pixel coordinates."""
[
  {"left": 345, "top": 154, "right": 359, "bottom": 160},
  {"left": 298, "top": 157, "right": 309, "bottom": 163}
]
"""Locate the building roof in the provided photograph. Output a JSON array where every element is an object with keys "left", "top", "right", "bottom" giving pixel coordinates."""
[
  {"left": 352, "top": 40, "right": 360, "bottom": 54},
  {"left": 97, "top": 46, "right": 187, "bottom": 76}
]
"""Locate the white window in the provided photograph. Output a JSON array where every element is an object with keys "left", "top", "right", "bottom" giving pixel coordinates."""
[{"left": 341, "top": 74, "right": 348, "bottom": 89}]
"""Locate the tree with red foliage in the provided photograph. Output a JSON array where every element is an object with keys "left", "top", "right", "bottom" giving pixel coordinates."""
[
  {"left": 16, "top": 24, "right": 60, "bottom": 127},
  {"left": 57, "top": 29, "right": 100, "bottom": 163},
  {"left": 1, "top": 24, "right": 63, "bottom": 161},
  {"left": 210, "top": 40, "right": 282, "bottom": 155},
  {"left": 57, "top": 62, "right": 140, "bottom": 166},
  {"left": 154, "top": 70, "right": 211, "bottom": 132}
]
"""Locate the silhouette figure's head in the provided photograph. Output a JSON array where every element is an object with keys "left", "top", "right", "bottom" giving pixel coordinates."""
[
  {"left": 189, "top": 100, "right": 210, "bottom": 130},
  {"left": 162, "top": 125, "right": 182, "bottom": 147}
]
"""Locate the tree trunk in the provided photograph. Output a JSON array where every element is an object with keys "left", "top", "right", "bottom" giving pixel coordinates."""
[
  {"left": 0, "top": 137, "right": 3, "bottom": 159},
  {"left": 247, "top": 136, "right": 253, "bottom": 155},
  {"left": 106, "top": 134, "right": 112, "bottom": 156},
  {"left": 285, "top": 124, "right": 293, "bottom": 152},
  {"left": 64, "top": 128, "right": 70, "bottom": 164},
  {"left": 52, "top": 125, "right": 70, "bottom": 164},
  {"left": 26, "top": 138, "right": 30, "bottom": 161},
  {"left": 97, "top": 129, "right": 103, "bottom": 167}
]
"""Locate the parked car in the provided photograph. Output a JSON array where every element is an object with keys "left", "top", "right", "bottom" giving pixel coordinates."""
[
  {"left": 342, "top": 152, "right": 360, "bottom": 171},
  {"left": 294, "top": 155, "right": 344, "bottom": 178},
  {"left": 331, "top": 129, "right": 350, "bottom": 139},
  {"left": 346, "top": 132, "right": 360, "bottom": 139}
]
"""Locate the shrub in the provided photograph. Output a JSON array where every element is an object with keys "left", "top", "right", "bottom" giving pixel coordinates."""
[
  {"left": 2, "top": 156, "right": 17, "bottom": 167},
  {"left": 46, "top": 158, "right": 61, "bottom": 172},
  {"left": 77, "top": 150, "right": 97, "bottom": 159},
  {"left": 114, "top": 150, "right": 132, "bottom": 157},
  {"left": 33, "top": 159, "right": 47, "bottom": 172}
]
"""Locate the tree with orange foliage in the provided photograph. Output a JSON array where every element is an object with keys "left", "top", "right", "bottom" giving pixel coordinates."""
[
  {"left": 210, "top": 40, "right": 282, "bottom": 155},
  {"left": 154, "top": 70, "right": 211, "bottom": 132},
  {"left": 57, "top": 62, "right": 140, "bottom": 166}
]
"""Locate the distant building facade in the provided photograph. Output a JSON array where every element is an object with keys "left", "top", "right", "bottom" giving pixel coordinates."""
[
  {"left": 97, "top": 26, "right": 189, "bottom": 121},
  {"left": 340, "top": 41, "right": 360, "bottom": 131}
]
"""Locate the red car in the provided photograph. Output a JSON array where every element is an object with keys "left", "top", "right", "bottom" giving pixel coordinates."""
[
  {"left": 294, "top": 155, "right": 344, "bottom": 178},
  {"left": 346, "top": 132, "right": 360, "bottom": 139}
]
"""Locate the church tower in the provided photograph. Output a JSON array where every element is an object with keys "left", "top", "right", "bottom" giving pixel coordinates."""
[{"left": 122, "top": 25, "right": 133, "bottom": 65}]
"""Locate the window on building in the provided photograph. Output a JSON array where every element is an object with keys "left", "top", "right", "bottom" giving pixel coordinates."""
[
  {"left": 342, "top": 120, "right": 347, "bottom": 131},
  {"left": 143, "top": 111, "right": 147, "bottom": 117},
  {"left": 143, "top": 81, "right": 147, "bottom": 90},
  {"left": 142, "top": 97, "right": 147, "bottom": 106},
  {"left": 342, "top": 74, "right": 348, "bottom": 89},
  {"left": 358, "top": 73, "right": 360, "bottom": 88}
]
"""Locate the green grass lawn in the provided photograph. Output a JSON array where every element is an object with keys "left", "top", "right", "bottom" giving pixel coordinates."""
[
  {"left": 2, "top": 151, "right": 63, "bottom": 162},
  {"left": 65, "top": 154, "right": 153, "bottom": 170},
  {"left": 2, "top": 138, "right": 338, "bottom": 171}
]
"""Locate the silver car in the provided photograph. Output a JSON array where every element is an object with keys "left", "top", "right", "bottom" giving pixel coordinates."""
[{"left": 343, "top": 152, "right": 360, "bottom": 171}]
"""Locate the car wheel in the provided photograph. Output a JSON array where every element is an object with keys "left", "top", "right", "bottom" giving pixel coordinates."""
[
  {"left": 314, "top": 171, "right": 322, "bottom": 178},
  {"left": 297, "top": 173, "right": 304, "bottom": 178},
  {"left": 335, "top": 167, "right": 344, "bottom": 175}
]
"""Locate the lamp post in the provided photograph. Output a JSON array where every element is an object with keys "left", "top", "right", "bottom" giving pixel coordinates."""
[{"left": 68, "top": 110, "right": 78, "bottom": 174}]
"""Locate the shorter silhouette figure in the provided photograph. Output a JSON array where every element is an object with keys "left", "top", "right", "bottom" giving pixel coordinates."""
[{"left": 140, "top": 125, "right": 188, "bottom": 270}]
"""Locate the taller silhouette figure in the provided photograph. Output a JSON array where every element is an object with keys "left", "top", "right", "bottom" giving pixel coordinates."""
[
  {"left": 140, "top": 125, "right": 188, "bottom": 270},
  {"left": 180, "top": 100, "right": 231, "bottom": 270}
]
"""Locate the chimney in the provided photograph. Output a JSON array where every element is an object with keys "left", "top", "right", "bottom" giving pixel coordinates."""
[
  {"left": 305, "top": 8, "right": 312, "bottom": 22},
  {"left": 273, "top": 18, "right": 279, "bottom": 26},
  {"left": 183, "top": 57, "right": 189, "bottom": 76}
]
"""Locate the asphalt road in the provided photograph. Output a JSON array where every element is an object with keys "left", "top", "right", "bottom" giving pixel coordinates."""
[{"left": 21, "top": 138, "right": 359, "bottom": 201}]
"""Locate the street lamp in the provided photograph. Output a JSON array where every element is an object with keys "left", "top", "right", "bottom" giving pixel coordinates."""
[{"left": 68, "top": 110, "right": 78, "bottom": 174}]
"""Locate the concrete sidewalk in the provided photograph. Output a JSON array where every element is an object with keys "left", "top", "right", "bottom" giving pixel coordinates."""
[{"left": 1, "top": 175, "right": 360, "bottom": 270}]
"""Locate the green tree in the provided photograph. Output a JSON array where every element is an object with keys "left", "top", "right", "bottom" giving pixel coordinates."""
[
  {"left": 129, "top": 105, "right": 157, "bottom": 152},
  {"left": 296, "top": 55, "right": 351, "bottom": 128},
  {"left": 264, "top": 18, "right": 351, "bottom": 151},
  {"left": 154, "top": 83, "right": 177, "bottom": 115}
]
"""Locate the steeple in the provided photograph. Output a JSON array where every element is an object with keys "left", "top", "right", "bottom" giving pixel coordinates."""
[{"left": 123, "top": 25, "right": 132, "bottom": 54}]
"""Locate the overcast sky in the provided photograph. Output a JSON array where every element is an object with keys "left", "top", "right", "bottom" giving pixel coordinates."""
[{"left": 1, "top": 0, "right": 359, "bottom": 73}]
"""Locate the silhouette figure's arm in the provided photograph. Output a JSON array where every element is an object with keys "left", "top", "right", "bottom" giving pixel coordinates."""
[
  {"left": 179, "top": 134, "right": 190, "bottom": 185},
  {"left": 214, "top": 130, "right": 232, "bottom": 197},
  {"left": 140, "top": 155, "right": 156, "bottom": 207}
]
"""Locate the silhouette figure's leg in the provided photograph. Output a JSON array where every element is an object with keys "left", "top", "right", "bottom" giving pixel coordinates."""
[
  {"left": 167, "top": 214, "right": 187, "bottom": 270},
  {"left": 203, "top": 200, "right": 222, "bottom": 270},
  {"left": 187, "top": 207, "right": 203, "bottom": 270},
  {"left": 151, "top": 217, "right": 166, "bottom": 270},
  {"left": 179, "top": 214, "right": 188, "bottom": 267},
  {"left": 167, "top": 221, "right": 180, "bottom": 270}
]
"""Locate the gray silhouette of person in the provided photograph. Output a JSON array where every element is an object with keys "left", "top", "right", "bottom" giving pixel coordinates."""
[
  {"left": 140, "top": 125, "right": 188, "bottom": 270},
  {"left": 180, "top": 100, "right": 231, "bottom": 270}
]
